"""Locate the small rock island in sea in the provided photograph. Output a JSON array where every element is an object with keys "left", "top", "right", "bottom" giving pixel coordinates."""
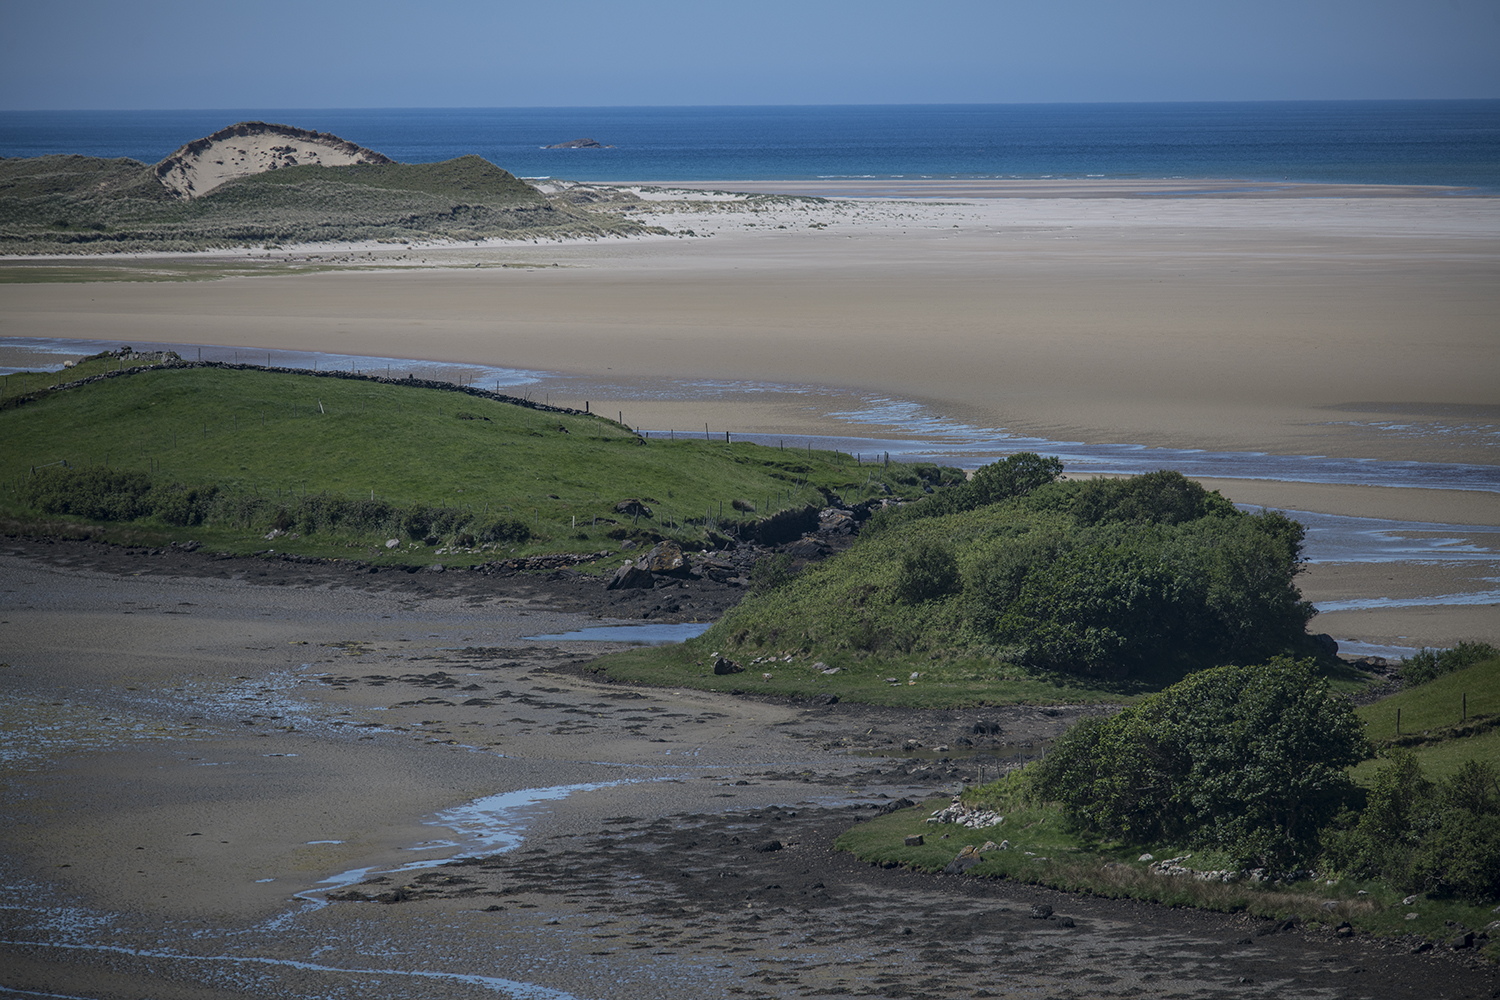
[{"left": 544, "top": 138, "right": 614, "bottom": 149}]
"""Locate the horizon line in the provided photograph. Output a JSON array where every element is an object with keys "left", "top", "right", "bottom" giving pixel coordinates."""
[{"left": 4, "top": 97, "right": 1500, "bottom": 114}]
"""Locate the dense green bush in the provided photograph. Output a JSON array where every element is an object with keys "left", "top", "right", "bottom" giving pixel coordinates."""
[
  {"left": 986, "top": 510, "right": 1314, "bottom": 674},
  {"left": 1398, "top": 641, "right": 1500, "bottom": 687},
  {"left": 705, "top": 462, "right": 1316, "bottom": 678},
  {"left": 1069, "top": 470, "right": 1242, "bottom": 526},
  {"left": 867, "top": 452, "right": 1064, "bottom": 532},
  {"left": 23, "top": 466, "right": 155, "bottom": 521},
  {"left": 894, "top": 539, "right": 962, "bottom": 603},
  {"left": 1023, "top": 660, "right": 1367, "bottom": 869},
  {"left": 1323, "top": 752, "right": 1500, "bottom": 902}
]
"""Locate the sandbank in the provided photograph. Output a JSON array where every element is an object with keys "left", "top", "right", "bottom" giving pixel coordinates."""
[{"left": 1, "top": 182, "right": 1495, "bottom": 648}]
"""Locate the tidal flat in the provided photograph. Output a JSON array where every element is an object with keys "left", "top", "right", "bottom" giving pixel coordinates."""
[
  {"left": 2, "top": 182, "right": 1497, "bottom": 996},
  {"left": 3, "top": 541, "right": 1497, "bottom": 999}
]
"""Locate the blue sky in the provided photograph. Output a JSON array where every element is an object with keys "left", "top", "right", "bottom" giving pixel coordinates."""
[{"left": 3, "top": 0, "right": 1497, "bottom": 109}]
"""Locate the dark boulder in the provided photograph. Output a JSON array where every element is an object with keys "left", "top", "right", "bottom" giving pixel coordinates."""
[{"left": 606, "top": 561, "right": 653, "bottom": 590}]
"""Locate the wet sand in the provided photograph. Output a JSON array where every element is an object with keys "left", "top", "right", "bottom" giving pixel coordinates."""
[
  {"left": 4, "top": 543, "right": 1496, "bottom": 999},
  {"left": 2, "top": 183, "right": 1498, "bottom": 996},
  {"left": 3, "top": 191, "right": 1496, "bottom": 471}
]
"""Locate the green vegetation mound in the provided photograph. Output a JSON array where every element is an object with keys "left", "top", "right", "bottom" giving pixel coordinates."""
[
  {"left": 1020, "top": 660, "right": 1367, "bottom": 869},
  {"left": 0, "top": 153, "right": 653, "bottom": 253},
  {"left": 0, "top": 356, "right": 923, "bottom": 561},
  {"left": 687, "top": 459, "right": 1316, "bottom": 682}
]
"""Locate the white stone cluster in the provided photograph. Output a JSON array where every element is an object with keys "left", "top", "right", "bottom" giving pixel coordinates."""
[{"left": 926, "top": 800, "right": 1004, "bottom": 829}]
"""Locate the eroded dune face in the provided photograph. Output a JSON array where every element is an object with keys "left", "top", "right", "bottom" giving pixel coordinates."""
[{"left": 153, "top": 121, "right": 393, "bottom": 199}]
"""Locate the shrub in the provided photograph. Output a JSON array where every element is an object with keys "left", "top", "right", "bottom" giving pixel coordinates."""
[
  {"left": 969, "top": 453, "right": 1064, "bottom": 506},
  {"left": 750, "top": 553, "right": 794, "bottom": 594},
  {"left": 1399, "top": 641, "right": 1500, "bottom": 687},
  {"left": 1324, "top": 753, "right": 1500, "bottom": 903},
  {"left": 894, "top": 539, "right": 961, "bottom": 603},
  {"left": 867, "top": 453, "right": 1064, "bottom": 533},
  {"left": 479, "top": 516, "right": 531, "bottom": 544},
  {"left": 986, "top": 512, "right": 1314, "bottom": 675},
  {"left": 23, "top": 466, "right": 154, "bottom": 521},
  {"left": 1070, "top": 470, "right": 1239, "bottom": 527},
  {"left": 1025, "top": 660, "right": 1367, "bottom": 869}
]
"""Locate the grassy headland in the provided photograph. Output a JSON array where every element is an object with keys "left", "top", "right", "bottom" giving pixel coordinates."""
[
  {"left": 0, "top": 154, "right": 659, "bottom": 254},
  {"left": 836, "top": 651, "right": 1500, "bottom": 957},
  {"left": 592, "top": 461, "right": 1341, "bottom": 705},
  {"left": 0, "top": 352, "right": 936, "bottom": 562}
]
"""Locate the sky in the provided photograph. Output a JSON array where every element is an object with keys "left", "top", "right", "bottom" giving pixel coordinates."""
[{"left": 3, "top": 0, "right": 1498, "bottom": 109}]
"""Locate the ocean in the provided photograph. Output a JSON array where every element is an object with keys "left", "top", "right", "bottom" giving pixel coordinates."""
[{"left": 2, "top": 102, "right": 1498, "bottom": 190}]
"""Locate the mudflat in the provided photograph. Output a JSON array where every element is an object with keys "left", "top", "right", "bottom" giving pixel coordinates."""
[{"left": 3, "top": 541, "right": 1495, "bottom": 999}]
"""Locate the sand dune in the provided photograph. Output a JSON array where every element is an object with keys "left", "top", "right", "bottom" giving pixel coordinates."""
[{"left": 153, "top": 121, "right": 393, "bottom": 199}]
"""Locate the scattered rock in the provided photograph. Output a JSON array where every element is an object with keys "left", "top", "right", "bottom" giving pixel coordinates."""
[
  {"left": 904, "top": 834, "right": 924, "bottom": 847},
  {"left": 1138, "top": 853, "right": 1154, "bottom": 862},
  {"left": 753, "top": 840, "right": 783, "bottom": 853},
  {"left": 1059, "top": 916, "right": 1075, "bottom": 928},
  {"left": 1450, "top": 931, "right": 1474, "bottom": 950},
  {"left": 639, "top": 540, "right": 686, "bottom": 574},
  {"left": 810, "top": 693, "right": 839, "bottom": 706},
  {"left": 713, "top": 657, "right": 744, "bottom": 675},
  {"left": 927, "top": 800, "right": 1004, "bottom": 829},
  {"left": 876, "top": 797, "right": 915, "bottom": 816},
  {"left": 606, "top": 561, "right": 654, "bottom": 590},
  {"left": 943, "top": 844, "right": 984, "bottom": 875},
  {"left": 1336, "top": 922, "right": 1354, "bottom": 937},
  {"left": 614, "top": 499, "right": 652, "bottom": 518},
  {"left": 1029, "top": 904, "right": 1053, "bottom": 919}
]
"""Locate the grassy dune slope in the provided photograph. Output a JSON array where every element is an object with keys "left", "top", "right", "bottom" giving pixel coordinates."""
[
  {"left": 0, "top": 358, "right": 919, "bottom": 562},
  {"left": 0, "top": 154, "right": 656, "bottom": 253}
]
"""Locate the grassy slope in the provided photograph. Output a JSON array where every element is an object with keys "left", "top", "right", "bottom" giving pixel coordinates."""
[
  {"left": 589, "top": 641, "right": 1133, "bottom": 707},
  {"left": 827, "top": 657, "right": 1500, "bottom": 945},
  {"left": 590, "top": 503, "right": 1142, "bottom": 706},
  {"left": 835, "top": 801, "right": 1500, "bottom": 957},
  {"left": 1352, "top": 656, "right": 1500, "bottom": 784},
  {"left": 0, "top": 360, "right": 907, "bottom": 562},
  {"left": 0, "top": 154, "right": 649, "bottom": 252}
]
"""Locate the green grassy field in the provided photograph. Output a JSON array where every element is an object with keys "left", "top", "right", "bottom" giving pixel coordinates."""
[
  {"left": 0, "top": 359, "right": 925, "bottom": 563},
  {"left": 1352, "top": 656, "right": 1500, "bottom": 784},
  {"left": 588, "top": 641, "right": 1136, "bottom": 707},
  {"left": 836, "top": 801, "right": 1500, "bottom": 957}
]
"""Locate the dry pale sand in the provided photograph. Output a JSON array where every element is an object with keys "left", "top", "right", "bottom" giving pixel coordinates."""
[{"left": 4, "top": 191, "right": 1495, "bottom": 470}]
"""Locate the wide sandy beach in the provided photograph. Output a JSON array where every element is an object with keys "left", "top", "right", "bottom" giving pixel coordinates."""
[
  {"left": 2, "top": 182, "right": 1499, "bottom": 998},
  {"left": 3, "top": 181, "right": 1497, "bottom": 646}
]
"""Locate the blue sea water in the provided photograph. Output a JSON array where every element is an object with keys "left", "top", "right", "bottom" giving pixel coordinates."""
[{"left": 2, "top": 102, "right": 1498, "bottom": 190}]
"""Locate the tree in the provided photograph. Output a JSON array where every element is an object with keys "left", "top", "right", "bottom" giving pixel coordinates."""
[
  {"left": 1026, "top": 660, "right": 1367, "bottom": 869},
  {"left": 970, "top": 452, "right": 1064, "bottom": 506}
]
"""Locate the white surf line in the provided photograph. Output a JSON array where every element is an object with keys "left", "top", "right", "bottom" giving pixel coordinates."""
[{"left": 0, "top": 940, "right": 583, "bottom": 999}]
